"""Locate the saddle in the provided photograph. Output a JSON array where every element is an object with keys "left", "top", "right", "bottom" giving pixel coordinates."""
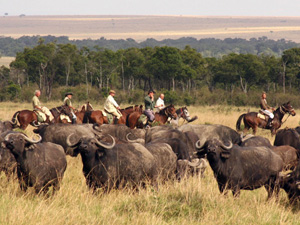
[
  {"left": 60, "top": 114, "right": 71, "bottom": 123},
  {"left": 138, "top": 114, "right": 148, "bottom": 125},
  {"left": 102, "top": 110, "right": 116, "bottom": 124},
  {"left": 257, "top": 110, "right": 269, "bottom": 121},
  {"left": 33, "top": 110, "right": 46, "bottom": 122}
]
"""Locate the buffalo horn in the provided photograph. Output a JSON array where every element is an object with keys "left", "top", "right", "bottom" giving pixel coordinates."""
[
  {"left": 94, "top": 134, "right": 116, "bottom": 149},
  {"left": 22, "top": 133, "right": 42, "bottom": 143},
  {"left": 5, "top": 133, "right": 42, "bottom": 143},
  {"left": 187, "top": 158, "right": 201, "bottom": 167},
  {"left": 220, "top": 141, "right": 233, "bottom": 150},
  {"left": 126, "top": 133, "right": 136, "bottom": 142},
  {"left": 195, "top": 137, "right": 206, "bottom": 150},
  {"left": 66, "top": 133, "right": 81, "bottom": 147}
]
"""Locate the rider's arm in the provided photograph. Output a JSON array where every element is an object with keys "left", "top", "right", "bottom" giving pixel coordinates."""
[{"left": 109, "top": 96, "right": 119, "bottom": 108}]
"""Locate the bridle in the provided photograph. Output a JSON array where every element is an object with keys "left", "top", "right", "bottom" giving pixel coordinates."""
[
  {"left": 165, "top": 107, "right": 177, "bottom": 119},
  {"left": 279, "top": 104, "right": 294, "bottom": 124}
]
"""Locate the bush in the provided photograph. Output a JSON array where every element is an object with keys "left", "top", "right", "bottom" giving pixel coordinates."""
[{"left": 164, "top": 90, "right": 181, "bottom": 105}]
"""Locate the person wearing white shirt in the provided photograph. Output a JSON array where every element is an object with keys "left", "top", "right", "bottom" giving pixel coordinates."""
[
  {"left": 155, "top": 93, "right": 165, "bottom": 112},
  {"left": 104, "top": 90, "right": 122, "bottom": 123}
]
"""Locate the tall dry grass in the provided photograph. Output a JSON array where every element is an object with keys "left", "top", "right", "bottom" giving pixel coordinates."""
[{"left": 0, "top": 102, "right": 300, "bottom": 224}]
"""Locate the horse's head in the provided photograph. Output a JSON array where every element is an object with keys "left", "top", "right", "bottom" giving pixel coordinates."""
[
  {"left": 180, "top": 107, "right": 191, "bottom": 120},
  {"left": 281, "top": 101, "right": 296, "bottom": 116},
  {"left": 164, "top": 104, "right": 177, "bottom": 119},
  {"left": 86, "top": 102, "right": 94, "bottom": 111},
  {"left": 61, "top": 105, "right": 73, "bottom": 118}
]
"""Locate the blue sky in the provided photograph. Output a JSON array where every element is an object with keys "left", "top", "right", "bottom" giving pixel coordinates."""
[{"left": 1, "top": 0, "right": 300, "bottom": 16}]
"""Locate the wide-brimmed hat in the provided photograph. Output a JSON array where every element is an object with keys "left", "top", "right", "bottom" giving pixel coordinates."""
[
  {"left": 148, "top": 89, "right": 156, "bottom": 94},
  {"left": 65, "top": 92, "right": 73, "bottom": 97},
  {"left": 109, "top": 90, "right": 116, "bottom": 94}
]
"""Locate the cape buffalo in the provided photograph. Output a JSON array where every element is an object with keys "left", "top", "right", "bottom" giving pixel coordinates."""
[
  {"left": 4, "top": 132, "right": 67, "bottom": 194},
  {"left": 274, "top": 128, "right": 300, "bottom": 156},
  {"left": 196, "top": 138, "right": 283, "bottom": 198}
]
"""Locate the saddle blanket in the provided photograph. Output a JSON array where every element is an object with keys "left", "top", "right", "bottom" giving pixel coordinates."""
[
  {"left": 101, "top": 110, "right": 114, "bottom": 124},
  {"left": 138, "top": 114, "right": 148, "bottom": 125},
  {"left": 60, "top": 114, "right": 71, "bottom": 123},
  {"left": 257, "top": 113, "right": 266, "bottom": 120}
]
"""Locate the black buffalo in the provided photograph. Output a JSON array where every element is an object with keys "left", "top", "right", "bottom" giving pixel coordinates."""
[
  {"left": 196, "top": 138, "right": 283, "bottom": 198},
  {"left": 4, "top": 132, "right": 67, "bottom": 194},
  {"left": 274, "top": 128, "right": 300, "bottom": 156},
  {"left": 67, "top": 134, "right": 177, "bottom": 191},
  {"left": 280, "top": 160, "right": 300, "bottom": 203},
  {"left": 33, "top": 123, "right": 101, "bottom": 155},
  {"left": 178, "top": 124, "right": 242, "bottom": 146},
  {"left": 240, "top": 135, "right": 272, "bottom": 147}
]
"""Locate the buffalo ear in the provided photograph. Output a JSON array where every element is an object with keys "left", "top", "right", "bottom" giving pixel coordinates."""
[
  {"left": 96, "top": 149, "right": 105, "bottom": 159},
  {"left": 220, "top": 151, "right": 230, "bottom": 159},
  {"left": 25, "top": 143, "right": 36, "bottom": 151}
]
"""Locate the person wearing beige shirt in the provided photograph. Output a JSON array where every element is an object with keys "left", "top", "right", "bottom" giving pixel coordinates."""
[
  {"left": 104, "top": 90, "right": 122, "bottom": 123},
  {"left": 32, "top": 90, "right": 52, "bottom": 122}
]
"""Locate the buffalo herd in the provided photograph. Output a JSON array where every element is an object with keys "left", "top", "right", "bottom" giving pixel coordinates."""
[{"left": 1, "top": 119, "right": 300, "bottom": 204}]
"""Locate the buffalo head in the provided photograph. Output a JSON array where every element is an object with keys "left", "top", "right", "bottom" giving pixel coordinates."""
[
  {"left": 196, "top": 138, "right": 233, "bottom": 159},
  {"left": 4, "top": 132, "right": 42, "bottom": 155},
  {"left": 66, "top": 133, "right": 115, "bottom": 157}
]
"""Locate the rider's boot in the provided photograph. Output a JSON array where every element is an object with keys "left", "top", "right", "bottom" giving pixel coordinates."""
[
  {"left": 114, "top": 118, "right": 119, "bottom": 124},
  {"left": 72, "top": 118, "right": 77, "bottom": 124},
  {"left": 146, "top": 120, "right": 153, "bottom": 128},
  {"left": 267, "top": 117, "right": 272, "bottom": 128}
]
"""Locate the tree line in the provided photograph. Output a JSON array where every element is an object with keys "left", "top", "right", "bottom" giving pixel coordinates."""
[
  {"left": 0, "top": 35, "right": 299, "bottom": 58},
  {"left": 1, "top": 38, "right": 300, "bottom": 107}
]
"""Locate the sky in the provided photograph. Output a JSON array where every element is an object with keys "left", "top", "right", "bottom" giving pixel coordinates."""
[{"left": 1, "top": 0, "right": 300, "bottom": 16}]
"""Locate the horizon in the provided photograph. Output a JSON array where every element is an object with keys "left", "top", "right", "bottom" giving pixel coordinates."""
[{"left": 2, "top": 0, "right": 300, "bottom": 17}]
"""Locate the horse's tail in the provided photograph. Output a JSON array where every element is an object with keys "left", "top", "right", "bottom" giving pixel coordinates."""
[
  {"left": 11, "top": 111, "right": 20, "bottom": 128},
  {"left": 236, "top": 113, "right": 246, "bottom": 131}
]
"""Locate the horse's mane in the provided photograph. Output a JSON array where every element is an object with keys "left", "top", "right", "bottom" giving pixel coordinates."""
[
  {"left": 125, "top": 106, "right": 133, "bottom": 110},
  {"left": 158, "top": 104, "right": 174, "bottom": 115}
]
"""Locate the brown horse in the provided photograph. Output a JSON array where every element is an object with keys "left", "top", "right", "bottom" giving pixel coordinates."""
[
  {"left": 83, "top": 105, "right": 142, "bottom": 126},
  {"left": 236, "top": 101, "right": 296, "bottom": 135},
  {"left": 128, "top": 104, "right": 177, "bottom": 129},
  {"left": 11, "top": 105, "right": 73, "bottom": 130}
]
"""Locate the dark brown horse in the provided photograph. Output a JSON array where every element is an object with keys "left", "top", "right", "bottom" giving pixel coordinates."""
[
  {"left": 236, "top": 101, "right": 296, "bottom": 135},
  {"left": 129, "top": 104, "right": 177, "bottom": 129},
  {"left": 11, "top": 105, "right": 73, "bottom": 130},
  {"left": 75, "top": 102, "right": 94, "bottom": 124}
]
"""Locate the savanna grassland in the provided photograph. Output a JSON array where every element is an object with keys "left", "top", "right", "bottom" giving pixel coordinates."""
[
  {"left": 0, "top": 57, "right": 14, "bottom": 67},
  {"left": 1, "top": 15, "right": 300, "bottom": 42},
  {"left": 0, "top": 102, "right": 300, "bottom": 224}
]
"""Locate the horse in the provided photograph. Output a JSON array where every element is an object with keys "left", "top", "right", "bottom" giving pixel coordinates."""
[
  {"left": 11, "top": 105, "right": 73, "bottom": 130},
  {"left": 128, "top": 104, "right": 177, "bottom": 129},
  {"left": 75, "top": 102, "right": 94, "bottom": 124},
  {"left": 236, "top": 101, "right": 296, "bottom": 135},
  {"left": 170, "top": 106, "right": 198, "bottom": 126},
  {"left": 83, "top": 105, "right": 142, "bottom": 126}
]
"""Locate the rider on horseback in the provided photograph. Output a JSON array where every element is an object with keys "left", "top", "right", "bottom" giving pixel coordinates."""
[
  {"left": 155, "top": 93, "right": 165, "bottom": 112},
  {"left": 144, "top": 90, "right": 161, "bottom": 126},
  {"left": 32, "top": 90, "right": 53, "bottom": 123},
  {"left": 64, "top": 92, "right": 77, "bottom": 124},
  {"left": 104, "top": 90, "right": 122, "bottom": 124},
  {"left": 260, "top": 91, "right": 275, "bottom": 128}
]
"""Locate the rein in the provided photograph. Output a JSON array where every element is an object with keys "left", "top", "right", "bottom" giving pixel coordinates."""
[{"left": 278, "top": 105, "right": 292, "bottom": 124}]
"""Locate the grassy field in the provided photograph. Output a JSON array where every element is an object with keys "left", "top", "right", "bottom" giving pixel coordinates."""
[
  {"left": 0, "top": 102, "right": 300, "bottom": 224},
  {"left": 0, "top": 57, "right": 14, "bottom": 67}
]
